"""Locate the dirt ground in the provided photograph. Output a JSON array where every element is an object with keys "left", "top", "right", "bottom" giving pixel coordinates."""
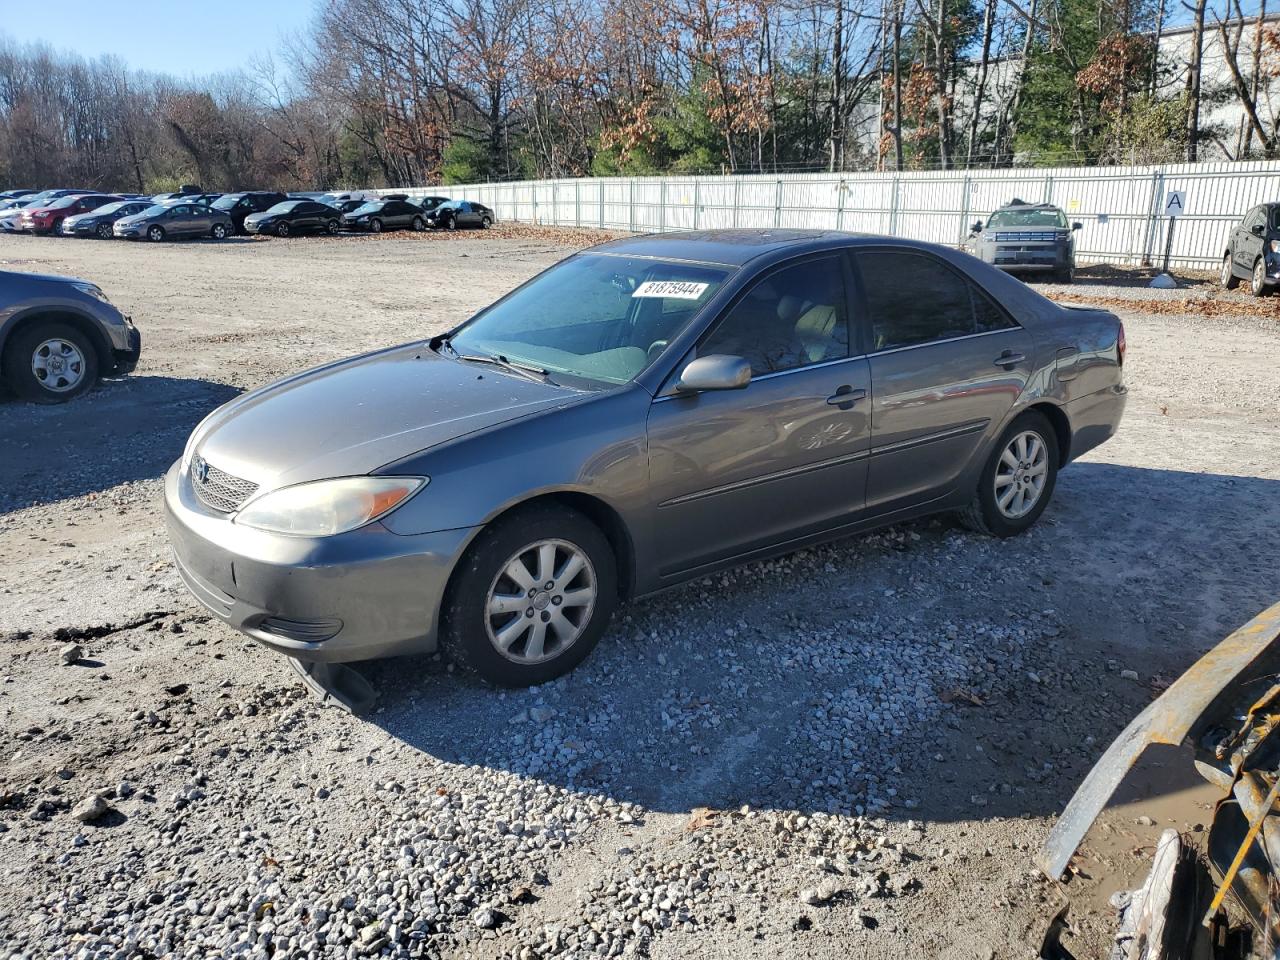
[{"left": 1, "top": 228, "right": 1279, "bottom": 958}]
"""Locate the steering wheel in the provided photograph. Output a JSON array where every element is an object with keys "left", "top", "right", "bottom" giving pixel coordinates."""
[{"left": 646, "top": 339, "right": 669, "bottom": 361}]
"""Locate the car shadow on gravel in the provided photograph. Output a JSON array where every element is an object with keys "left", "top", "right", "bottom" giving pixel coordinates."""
[
  {"left": 362, "top": 462, "right": 1280, "bottom": 826},
  {"left": 0, "top": 375, "right": 239, "bottom": 513}
]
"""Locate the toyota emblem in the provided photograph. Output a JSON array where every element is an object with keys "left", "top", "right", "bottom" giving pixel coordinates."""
[{"left": 192, "top": 455, "right": 209, "bottom": 484}]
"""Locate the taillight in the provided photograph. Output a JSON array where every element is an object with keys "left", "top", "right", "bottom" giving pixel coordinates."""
[{"left": 1117, "top": 322, "right": 1126, "bottom": 366}]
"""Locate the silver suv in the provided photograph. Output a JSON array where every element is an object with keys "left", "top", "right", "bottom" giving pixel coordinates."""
[
  {"left": 968, "top": 200, "right": 1082, "bottom": 283},
  {"left": 0, "top": 270, "right": 141, "bottom": 402}
]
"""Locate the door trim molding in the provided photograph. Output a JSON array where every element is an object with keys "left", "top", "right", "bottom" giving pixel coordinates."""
[{"left": 658, "top": 446, "right": 871, "bottom": 508}]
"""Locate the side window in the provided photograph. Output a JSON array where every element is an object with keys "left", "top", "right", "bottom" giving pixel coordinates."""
[
  {"left": 700, "top": 257, "right": 849, "bottom": 375},
  {"left": 858, "top": 250, "right": 1008, "bottom": 349},
  {"left": 170, "top": 205, "right": 190, "bottom": 216},
  {"left": 972, "top": 284, "right": 1017, "bottom": 333}
]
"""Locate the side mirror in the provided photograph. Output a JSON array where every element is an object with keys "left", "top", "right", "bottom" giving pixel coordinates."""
[
  {"left": 971, "top": 221, "right": 983, "bottom": 234},
  {"left": 675, "top": 355, "right": 751, "bottom": 393},
  {"left": 1252, "top": 224, "right": 1265, "bottom": 237},
  {"left": 1071, "top": 222, "right": 1083, "bottom": 231}
]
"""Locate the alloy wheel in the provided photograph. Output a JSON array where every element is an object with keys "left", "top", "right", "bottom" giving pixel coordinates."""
[
  {"left": 485, "top": 539, "right": 597, "bottom": 665},
  {"left": 993, "top": 430, "right": 1048, "bottom": 520},
  {"left": 31, "top": 338, "right": 86, "bottom": 393},
  {"left": 96, "top": 223, "right": 111, "bottom": 239}
]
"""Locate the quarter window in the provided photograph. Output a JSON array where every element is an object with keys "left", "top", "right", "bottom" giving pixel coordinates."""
[
  {"left": 700, "top": 258, "right": 849, "bottom": 375},
  {"left": 856, "top": 250, "right": 1015, "bottom": 350}
]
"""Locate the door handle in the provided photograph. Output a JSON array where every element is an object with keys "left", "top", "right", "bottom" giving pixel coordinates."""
[
  {"left": 994, "top": 351, "right": 1026, "bottom": 368},
  {"left": 826, "top": 386, "right": 867, "bottom": 408}
]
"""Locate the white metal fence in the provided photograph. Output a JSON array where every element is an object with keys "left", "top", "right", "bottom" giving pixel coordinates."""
[{"left": 385, "top": 160, "right": 1280, "bottom": 269}]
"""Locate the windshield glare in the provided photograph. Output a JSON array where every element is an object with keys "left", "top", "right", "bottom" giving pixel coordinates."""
[
  {"left": 448, "top": 254, "right": 732, "bottom": 385},
  {"left": 987, "top": 207, "right": 1067, "bottom": 229},
  {"left": 212, "top": 195, "right": 243, "bottom": 210},
  {"left": 350, "top": 201, "right": 382, "bottom": 215},
  {"left": 137, "top": 204, "right": 169, "bottom": 217},
  {"left": 263, "top": 201, "right": 300, "bottom": 214},
  {"left": 92, "top": 201, "right": 129, "bottom": 215}
]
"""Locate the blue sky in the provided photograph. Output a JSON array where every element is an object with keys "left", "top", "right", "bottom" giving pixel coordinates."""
[{"left": 0, "top": 0, "right": 315, "bottom": 78}]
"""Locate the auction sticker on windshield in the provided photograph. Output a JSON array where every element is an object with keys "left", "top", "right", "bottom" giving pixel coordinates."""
[{"left": 632, "top": 280, "right": 709, "bottom": 300}]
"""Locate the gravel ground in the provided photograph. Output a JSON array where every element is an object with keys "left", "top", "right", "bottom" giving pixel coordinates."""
[{"left": 1, "top": 232, "right": 1279, "bottom": 959}]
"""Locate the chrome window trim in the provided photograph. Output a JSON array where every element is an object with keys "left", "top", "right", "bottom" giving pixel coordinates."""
[{"left": 870, "top": 326, "right": 1017, "bottom": 358}]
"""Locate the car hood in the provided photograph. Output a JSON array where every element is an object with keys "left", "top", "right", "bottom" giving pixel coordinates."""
[{"left": 191, "top": 344, "right": 584, "bottom": 492}]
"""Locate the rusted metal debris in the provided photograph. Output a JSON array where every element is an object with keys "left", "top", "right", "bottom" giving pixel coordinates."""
[{"left": 1038, "top": 601, "right": 1280, "bottom": 948}]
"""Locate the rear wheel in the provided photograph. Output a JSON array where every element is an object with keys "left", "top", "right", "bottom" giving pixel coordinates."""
[
  {"left": 1251, "top": 257, "right": 1270, "bottom": 297},
  {"left": 1221, "top": 253, "right": 1240, "bottom": 289},
  {"left": 2, "top": 321, "right": 99, "bottom": 403},
  {"left": 442, "top": 503, "right": 617, "bottom": 686},
  {"left": 325, "top": 219, "right": 339, "bottom": 235},
  {"left": 959, "top": 410, "right": 1059, "bottom": 538}
]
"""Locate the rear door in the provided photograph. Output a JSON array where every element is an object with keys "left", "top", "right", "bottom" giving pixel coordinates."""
[
  {"left": 167, "top": 204, "right": 194, "bottom": 236},
  {"left": 853, "top": 248, "right": 1034, "bottom": 513}
]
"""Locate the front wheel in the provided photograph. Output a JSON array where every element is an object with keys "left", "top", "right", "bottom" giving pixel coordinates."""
[
  {"left": 958, "top": 411, "right": 1059, "bottom": 538},
  {"left": 1251, "top": 258, "right": 1271, "bottom": 297},
  {"left": 276, "top": 222, "right": 291, "bottom": 238},
  {"left": 1, "top": 321, "right": 100, "bottom": 403},
  {"left": 211, "top": 223, "right": 228, "bottom": 240},
  {"left": 369, "top": 218, "right": 383, "bottom": 234},
  {"left": 96, "top": 223, "right": 112, "bottom": 239},
  {"left": 411, "top": 216, "right": 425, "bottom": 232},
  {"left": 442, "top": 504, "right": 618, "bottom": 686},
  {"left": 1221, "top": 254, "right": 1241, "bottom": 289},
  {"left": 147, "top": 225, "right": 165, "bottom": 242}
]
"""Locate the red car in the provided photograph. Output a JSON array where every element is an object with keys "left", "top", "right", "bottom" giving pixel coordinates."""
[{"left": 20, "top": 193, "right": 121, "bottom": 235}]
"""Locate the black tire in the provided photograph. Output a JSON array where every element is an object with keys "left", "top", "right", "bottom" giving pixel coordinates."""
[
  {"left": 441, "top": 503, "right": 618, "bottom": 687},
  {"left": 958, "top": 410, "right": 1059, "bottom": 538},
  {"left": 1, "top": 320, "right": 100, "bottom": 403},
  {"left": 147, "top": 225, "right": 165, "bottom": 242},
  {"left": 1251, "top": 258, "right": 1271, "bottom": 297},
  {"left": 411, "top": 216, "right": 425, "bottom": 232},
  {"left": 369, "top": 218, "right": 383, "bottom": 234},
  {"left": 481, "top": 216, "right": 492, "bottom": 229},
  {"left": 1054, "top": 262, "right": 1074, "bottom": 284},
  {"left": 326, "top": 219, "right": 339, "bottom": 235},
  {"left": 211, "top": 223, "right": 228, "bottom": 240},
  {"left": 96, "top": 223, "right": 112, "bottom": 239},
  {"left": 276, "top": 222, "right": 290, "bottom": 238},
  {"left": 1221, "top": 253, "right": 1241, "bottom": 290},
  {"left": 49, "top": 218, "right": 63, "bottom": 236}
]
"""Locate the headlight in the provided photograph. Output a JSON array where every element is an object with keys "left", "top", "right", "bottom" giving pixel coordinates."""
[
  {"left": 234, "top": 477, "right": 426, "bottom": 536},
  {"left": 72, "top": 282, "right": 110, "bottom": 303}
]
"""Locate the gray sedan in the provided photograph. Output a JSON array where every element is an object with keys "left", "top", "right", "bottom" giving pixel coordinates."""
[
  {"left": 114, "top": 201, "right": 233, "bottom": 241},
  {"left": 165, "top": 230, "right": 1127, "bottom": 687}
]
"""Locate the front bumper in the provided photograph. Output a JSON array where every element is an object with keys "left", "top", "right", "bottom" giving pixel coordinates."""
[
  {"left": 112, "top": 322, "right": 142, "bottom": 375},
  {"left": 113, "top": 223, "right": 144, "bottom": 238},
  {"left": 163, "top": 461, "right": 475, "bottom": 662}
]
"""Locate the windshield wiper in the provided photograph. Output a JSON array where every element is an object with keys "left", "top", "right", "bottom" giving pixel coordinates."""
[{"left": 455, "top": 350, "right": 551, "bottom": 383}]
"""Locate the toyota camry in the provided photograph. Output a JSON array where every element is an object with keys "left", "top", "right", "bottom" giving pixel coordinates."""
[{"left": 165, "top": 230, "right": 1127, "bottom": 688}]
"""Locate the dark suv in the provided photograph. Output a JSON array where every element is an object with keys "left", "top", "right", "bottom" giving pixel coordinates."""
[
  {"left": 968, "top": 200, "right": 1081, "bottom": 283},
  {"left": 211, "top": 191, "right": 287, "bottom": 233},
  {"left": 0, "top": 271, "right": 141, "bottom": 402},
  {"left": 1221, "top": 203, "right": 1280, "bottom": 296}
]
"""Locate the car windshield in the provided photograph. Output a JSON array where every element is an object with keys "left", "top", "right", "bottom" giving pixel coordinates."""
[
  {"left": 45, "top": 195, "right": 83, "bottom": 210},
  {"left": 263, "top": 201, "right": 301, "bottom": 214},
  {"left": 212, "top": 195, "right": 244, "bottom": 210},
  {"left": 448, "top": 254, "right": 732, "bottom": 386},
  {"left": 350, "top": 201, "right": 382, "bottom": 215},
  {"left": 987, "top": 207, "right": 1067, "bottom": 229},
  {"left": 92, "top": 201, "right": 130, "bottom": 215},
  {"left": 138, "top": 204, "right": 169, "bottom": 217}
]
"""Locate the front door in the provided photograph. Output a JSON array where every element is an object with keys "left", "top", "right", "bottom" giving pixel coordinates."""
[
  {"left": 853, "top": 248, "right": 1034, "bottom": 513},
  {"left": 647, "top": 254, "right": 872, "bottom": 577},
  {"left": 1236, "top": 207, "right": 1264, "bottom": 274}
]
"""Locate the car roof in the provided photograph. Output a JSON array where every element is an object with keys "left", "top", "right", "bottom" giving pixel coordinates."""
[
  {"left": 995, "top": 199, "right": 1062, "bottom": 212},
  {"left": 586, "top": 229, "right": 872, "bottom": 267}
]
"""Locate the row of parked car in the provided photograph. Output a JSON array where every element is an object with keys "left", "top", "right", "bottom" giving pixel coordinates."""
[{"left": 0, "top": 187, "right": 496, "bottom": 241}]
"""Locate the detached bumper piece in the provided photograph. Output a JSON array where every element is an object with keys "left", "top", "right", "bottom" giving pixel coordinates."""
[
  {"left": 1037, "top": 601, "right": 1280, "bottom": 952},
  {"left": 112, "top": 322, "right": 142, "bottom": 375},
  {"left": 287, "top": 658, "right": 377, "bottom": 715}
]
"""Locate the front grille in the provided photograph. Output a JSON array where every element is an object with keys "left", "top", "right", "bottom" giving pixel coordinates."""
[
  {"left": 994, "top": 231, "right": 1060, "bottom": 242},
  {"left": 191, "top": 456, "right": 258, "bottom": 513}
]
